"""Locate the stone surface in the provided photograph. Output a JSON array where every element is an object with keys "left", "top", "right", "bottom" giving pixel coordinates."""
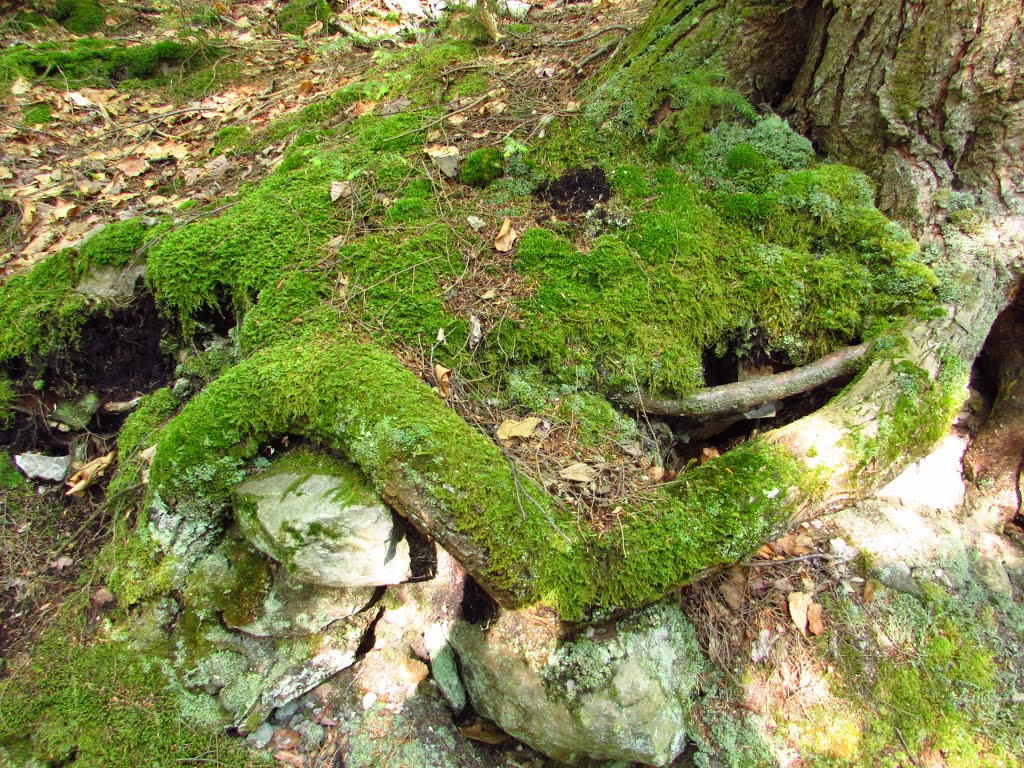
[
  {"left": 76, "top": 263, "right": 147, "bottom": 302},
  {"left": 451, "top": 604, "right": 705, "bottom": 766},
  {"left": 226, "top": 566, "right": 378, "bottom": 637},
  {"left": 235, "top": 453, "right": 411, "bottom": 588},
  {"left": 14, "top": 453, "right": 71, "bottom": 482},
  {"left": 975, "top": 551, "right": 1013, "bottom": 598},
  {"left": 51, "top": 393, "right": 101, "bottom": 430}
]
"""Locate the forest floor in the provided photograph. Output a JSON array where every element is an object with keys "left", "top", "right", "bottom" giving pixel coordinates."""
[{"left": 1, "top": 1, "right": 1023, "bottom": 767}]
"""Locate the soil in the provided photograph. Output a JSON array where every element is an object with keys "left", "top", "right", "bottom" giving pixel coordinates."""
[{"left": 534, "top": 166, "right": 611, "bottom": 214}]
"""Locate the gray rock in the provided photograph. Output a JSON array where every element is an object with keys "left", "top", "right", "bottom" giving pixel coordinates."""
[
  {"left": 246, "top": 722, "right": 276, "bottom": 749},
  {"left": 295, "top": 719, "right": 326, "bottom": 750},
  {"left": 226, "top": 566, "right": 377, "bottom": 638},
  {"left": 51, "top": 393, "right": 101, "bottom": 430},
  {"left": 235, "top": 451, "right": 411, "bottom": 588},
  {"left": 873, "top": 561, "right": 922, "bottom": 597},
  {"left": 451, "top": 604, "right": 705, "bottom": 766},
  {"left": 976, "top": 551, "right": 1013, "bottom": 598},
  {"left": 14, "top": 453, "right": 71, "bottom": 482},
  {"left": 76, "top": 263, "right": 146, "bottom": 302}
]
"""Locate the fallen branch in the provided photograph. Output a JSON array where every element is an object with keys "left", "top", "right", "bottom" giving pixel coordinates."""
[{"left": 616, "top": 342, "right": 872, "bottom": 419}]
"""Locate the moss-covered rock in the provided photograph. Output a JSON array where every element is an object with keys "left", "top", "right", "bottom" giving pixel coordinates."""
[
  {"left": 451, "top": 603, "right": 706, "bottom": 764},
  {"left": 276, "top": 0, "right": 331, "bottom": 36},
  {"left": 52, "top": 0, "right": 106, "bottom": 34}
]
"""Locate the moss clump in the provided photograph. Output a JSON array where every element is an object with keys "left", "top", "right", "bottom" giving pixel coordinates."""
[
  {"left": 460, "top": 147, "right": 505, "bottom": 187},
  {"left": 0, "top": 451, "right": 25, "bottom": 490},
  {"left": 277, "top": 0, "right": 331, "bottom": 35},
  {"left": 0, "top": 375, "right": 15, "bottom": 430},
  {"left": 78, "top": 217, "right": 149, "bottom": 267},
  {"left": 0, "top": 609, "right": 269, "bottom": 767},
  {"left": 0, "top": 39, "right": 218, "bottom": 91},
  {"left": 52, "top": 0, "right": 106, "bottom": 34},
  {"left": 22, "top": 102, "right": 52, "bottom": 125}
]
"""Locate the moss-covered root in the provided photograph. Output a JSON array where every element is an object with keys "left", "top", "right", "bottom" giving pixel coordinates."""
[{"left": 148, "top": 332, "right": 819, "bottom": 620}]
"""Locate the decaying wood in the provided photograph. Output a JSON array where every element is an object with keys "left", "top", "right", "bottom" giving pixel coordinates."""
[{"left": 616, "top": 342, "right": 871, "bottom": 419}]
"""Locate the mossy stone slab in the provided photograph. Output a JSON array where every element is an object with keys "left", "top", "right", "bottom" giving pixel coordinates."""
[{"left": 235, "top": 455, "right": 411, "bottom": 588}]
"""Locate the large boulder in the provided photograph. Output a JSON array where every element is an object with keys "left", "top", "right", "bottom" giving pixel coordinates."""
[
  {"left": 234, "top": 450, "right": 411, "bottom": 588},
  {"left": 450, "top": 603, "right": 705, "bottom": 765}
]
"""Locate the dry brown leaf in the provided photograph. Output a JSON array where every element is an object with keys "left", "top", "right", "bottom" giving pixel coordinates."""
[
  {"left": 494, "top": 218, "right": 518, "bottom": 252},
  {"left": 863, "top": 579, "right": 875, "bottom": 606},
  {"left": 788, "top": 591, "right": 812, "bottom": 636},
  {"left": 117, "top": 157, "right": 150, "bottom": 178},
  {"left": 559, "top": 462, "right": 598, "bottom": 483},
  {"left": 297, "top": 80, "right": 316, "bottom": 96},
  {"left": 460, "top": 721, "right": 510, "bottom": 746},
  {"left": 644, "top": 465, "right": 666, "bottom": 482},
  {"left": 48, "top": 199, "right": 79, "bottom": 221},
  {"left": 11, "top": 76, "right": 31, "bottom": 96},
  {"left": 65, "top": 451, "right": 116, "bottom": 497},
  {"left": 719, "top": 580, "right": 744, "bottom": 611},
  {"left": 496, "top": 416, "right": 542, "bottom": 441},
  {"left": 351, "top": 101, "right": 377, "bottom": 116},
  {"left": 302, "top": 20, "right": 323, "bottom": 37},
  {"left": 435, "top": 364, "right": 452, "bottom": 398},
  {"left": 273, "top": 751, "right": 304, "bottom": 768},
  {"left": 330, "top": 180, "right": 353, "bottom": 201},
  {"left": 269, "top": 729, "right": 302, "bottom": 751},
  {"left": 480, "top": 288, "right": 498, "bottom": 300},
  {"left": 807, "top": 603, "right": 825, "bottom": 636}
]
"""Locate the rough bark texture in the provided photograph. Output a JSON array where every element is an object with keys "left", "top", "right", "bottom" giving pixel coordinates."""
[{"left": 963, "top": 290, "right": 1024, "bottom": 529}]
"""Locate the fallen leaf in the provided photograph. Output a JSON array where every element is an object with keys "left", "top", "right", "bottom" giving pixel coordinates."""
[
  {"left": 494, "top": 218, "right": 518, "bottom": 252},
  {"left": 297, "top": 79, "right": 316, "bottom": 96},
  {"left": 788, "top": 591, "right": 813, "bottom": 636},
  {"left": 380, "top": 97, "right": 412, "bottom": 115},
  {"left": 204, "top": 155, "right": 231, "bottom": 177},
  {"left": 750, "top": 628, "right": 776, "bottom": 663},
  {"left": 50, "top": 556, "right": 74, "bottom": 571},
  {"left": 273, "top": 751, "right": 304, "bottom": 768},
  {"left": 447, "top": 113, "right": 468, "bottom": 126},
  {"left": 435, "top": 364, "right": 452, "bottom": 398},
  {"left": 330, "top": 180, "right": 353, "bottom": 201},
  {"left": 11, "top": 77, "right": 31, "bottom": 96},
  {"left": 0, "top": 166, "right": 13, "bottom": 180},
  {"left": 485, "top": 100, "right": 508, "bottom": 115},
  {"left": 807, "top": 603, "right": 825, "bottom": 636},
  {"left": 66, "top": 91, "right": 94, "bottom": 108},
  {"left": 559, "top": 462, "right": 598, "bottom": 483},
  {"left": 116, "top": 157, "right": 150, "bottom": 178},
  {"left": 302, "top": 20, "right": 323, "bottom": 37},
  {"left": 497, "top": 416, "right": 542, "bottom": 441},
  {"left": 468, "top": 314, "right": 483, "bottom": 347},
  {"left": 480, "top": 288, "right": 498, "bottom": 300},
  {"left": 350, "top": 101, "right": 377, "bottom": 117},
  {"left": 863, "top": 579, "right": 875, "bottom": 606},
  {"left": 91, "top": 586, "right": 115, "bottom": 608},
  {"left": 48, "top": 199, "right": 79, "bottom": 221},
  {"left": 425, "top": 144, "right": 461, "bottom": 178},
  {"left": 65, "top": 451, "right": 116, "bottom": 497},
  {"left": 719, "top": 580, "right": 744, "bottom": 611},
  {"left": 644, "top": 465, "right": 666, "bottom": 482},
  {"left": 436, "top": 327, "right": 446, "bottom": 344},
  {"left": 460, "top": 721, "right": 510, "bottom": 746},
  {"left": 269, "top": 729, "right": 302, "bottom": 751}
]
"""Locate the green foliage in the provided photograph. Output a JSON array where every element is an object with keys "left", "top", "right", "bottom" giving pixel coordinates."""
[
  {"left": 0, "top": 609, "right": 269, "bottom": 767},
  {"left": 22, "top": 102, "right": 52, "bottom": 125},
  {"left": 0, "top": 375, "right": 15, "bottom": 430},
  {"left": 276, "top": 0, "right": 331, "bottom": 36},
  {"left": 78, "top": 218, "right": 149, "bottom": 267},
  {"left": 460, "top": 147, "right": 505, "bottom": 187},
  {"left": 52, "top": 0, "right": 105, "bottom": 34}
]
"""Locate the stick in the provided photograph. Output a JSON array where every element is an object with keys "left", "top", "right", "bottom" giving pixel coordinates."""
[{"left": 616, "top": 342, "right": 872, "bottom": 420}]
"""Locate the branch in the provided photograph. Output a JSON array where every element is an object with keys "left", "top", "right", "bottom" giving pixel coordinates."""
[{"left": 615, "top": 342, "right": 872, "bottom": 419}]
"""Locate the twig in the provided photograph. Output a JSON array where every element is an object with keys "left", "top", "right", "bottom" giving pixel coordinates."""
[
  {"left": 377, "top": 91, "right": 494, "bottom": 146},
  {"left": 743, "top": 553, "right": 852, "bottom": 568},
  {"left": 894, "top": 727, "right": 921, "bottom": 768},
  {"left": 546, "top": 25, "right": 634, "bottom": 47}
]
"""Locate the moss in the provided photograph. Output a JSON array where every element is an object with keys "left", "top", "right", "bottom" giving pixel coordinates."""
[
  {"left": 213, "top": 125, "right": 252, "bottom": 156},
  {"left": 0, "top": 375, "right": 15, "bottom": 430},
  {"left": 108, "top": 387, "right": 180, "bottom": 498},
  {"left": 0, "top": 248, "right": 90, "bottom": 365},
  {"left": 22, "top": 102, "right": 52, "bottom": 125},
  {"left": 0, "top": 605, "right": 269, "bottom": 767},
  {"left": 52, "top": 0, "right": 106, "bottom": 34},
  {"left": 0, "top": 451, "right": 25, "bottom": 490},
  {"left": 277, "top": 0, "right": 331, "bottom": 36},
  {"left": 183, "top": 534, "right": 273, "bottom": 626},
  {"left": 848, "top": 355, "right": 969, "bottom": 480},
  {"left": 460, "top": 147, "right": 505, "bottom": 187},
  {"left": 78, "top": 217, "right": 150, "bottom": 267},
  {"left": 0, "top": 38, "right": 220, "bottom": 91}
]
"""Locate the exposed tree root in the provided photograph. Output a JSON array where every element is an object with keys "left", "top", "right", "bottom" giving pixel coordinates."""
[{"left": 615, "top": 342, "right": 872, "bottom": 419}]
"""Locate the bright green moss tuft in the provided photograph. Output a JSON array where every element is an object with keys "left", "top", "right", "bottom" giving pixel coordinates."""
[
  {"left": 77, "top": 217, "right": 150, "bottom": 267},
  {"left": 277, "top": 0, "right": 331, "bottom": 36},
  {"left": 52, "top": 0, "right": 106, "bottom": 34},
  {"left": 0, "top": 451, "right": 25, "bottom": 490},
  {"left": 460, "top": 147, "right": 505, "bottom": 187},
  {"left": 22, "top": 102, "right": 52, "bottom": 125}
]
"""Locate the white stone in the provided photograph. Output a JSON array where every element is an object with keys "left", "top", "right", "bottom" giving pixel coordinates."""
[
  {"left": 14, "top": 453, "right": 71, "bottom": 482},
  {"left": 235, "top": 458, "right": 411, "bottom": 588}
]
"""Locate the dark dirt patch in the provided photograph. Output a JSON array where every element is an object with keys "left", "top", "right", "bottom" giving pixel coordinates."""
[{"left": 534, "top": 166, "right": 611, "bottom": 214}]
